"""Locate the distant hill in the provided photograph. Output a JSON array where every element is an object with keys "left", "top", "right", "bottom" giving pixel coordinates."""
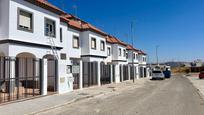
[{"left": 163, "top": 62, "right": 186, "bottom": 68}]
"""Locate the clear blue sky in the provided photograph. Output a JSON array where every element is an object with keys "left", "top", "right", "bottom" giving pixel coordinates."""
[{"left": 49, "top": 0, "right": 204, "bottom": 63}]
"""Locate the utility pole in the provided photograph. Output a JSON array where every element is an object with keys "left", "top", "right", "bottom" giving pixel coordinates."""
[
  {"left": 72, "top": 0, "right": 78, "bottom": 17},
  {"left": 156, "top": 45, "right": 160, "bottom": 65},
  {"left": 60, "top": 0, "right": 65, "bottom": 11},
  {"left": 131, "top": 20, "right": 135, "bottom": 83}
]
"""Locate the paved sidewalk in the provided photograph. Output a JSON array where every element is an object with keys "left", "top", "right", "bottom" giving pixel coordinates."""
[
  {"left": 186, "top": 75, "right": 204, "bottom": 99},
  {"left": 0, "top": 78, "right": 149, "bottom": 115}
]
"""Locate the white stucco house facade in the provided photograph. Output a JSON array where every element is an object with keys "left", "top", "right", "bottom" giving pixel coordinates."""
[
  {"left": 138, "top": 50, "right": 148, "bottom": 78},
  {"left": 60, "top": 14, "right": 109, "bottom": 87},
  {"left": 104, "top": 36, "right": 129, "bottom": 83},
  {"left": 0, "top": 0, "right": 74, "bottom": 95},
  {"left": 0, "top": 0, "right": 148, "bottom": 104},
  {"left": 126, "top": 44, "right": 140, "bottom": 79}
]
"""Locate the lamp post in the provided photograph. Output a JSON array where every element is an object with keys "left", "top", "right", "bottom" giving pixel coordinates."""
[
  {"left": 156, "top": 45, "right": 160, "bottom": 65},
  {"left": 131, "top": 20, "right": 135, "bottom": 83}
]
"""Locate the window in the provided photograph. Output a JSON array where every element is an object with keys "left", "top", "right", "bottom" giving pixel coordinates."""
[
  {"left": 60, "top": 28, "right": 63, "bottom": 42},
  {"left": 107, "top": 47, "right": 111, "bottom": 56},
  {"left": 119, "top": 48, "right": 122, "bottom": 56},
  {"left": 91, "top": 38, "right": 96, "bottom": 49},
  {"left": 126, "top": 53, "right": 128, "bottom": 59},
  {"left": 60, "top": 53, "right": 67, "bottom": 60},
  {"left": 136, "top": 54, "right": 138, "bottom": 60},
  {"left": 67, "top": 65, "right": 72, "bottom": 74},
  {"left": 100, "top": 41, "right": 105, "bottom": 51},
  {"left": 73, "top": 36, "right": 79, "bottom": 48},
  {"left": 123, "top": 49, "right": 126, "bottom": 57},
  {"left": 18, "top": 9, "right": 33, "bottom": 32},
  {"left": 133, "top": 53, "right": 136, "bottom": 59},
  {"left": 143, "top": 57, "right": 146, "bottom": 62},
  {"left": 45, "top": 18, "right": 56, "bottom": 37}
]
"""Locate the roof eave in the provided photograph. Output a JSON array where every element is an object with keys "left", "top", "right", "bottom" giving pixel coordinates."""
[{"left": 25, "top": 0, "right": 66, "bottom": 15}]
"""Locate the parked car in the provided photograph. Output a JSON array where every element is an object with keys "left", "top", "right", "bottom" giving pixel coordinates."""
[
  {"left": 199, "top": 71, "right": 204, "bottom": 79},
  {"left": 163, "top": 69, "right": 171, "bottom": 78},
  {"left": 152, "top": 70, "right": 165, "bottom": 80}
]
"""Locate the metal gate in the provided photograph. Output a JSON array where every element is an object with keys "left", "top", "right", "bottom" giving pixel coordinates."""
[
  {"left": 140, "top": 67, "right": 143, "bottom": 78},
  {"left": 123, "top": 65, "right": 129, "bottom": 81},
  {"left": 112, "top": 65, "right": 115, "bottom": 83},
  {"left": 47, "top": 59, "right": 58, "bottom": 93},
  {"left": 0, "top": 57, "right": 42, "bottom": 104},
  {"left": 82, "top": 62, "right": 98, "bottom": 88},
  {"left": 100, "top": 63, "right": 111, "bottom": 85},
  {"left": 73, "top": 73, "right": 79, "bottom": 89},
  {"left": 119, "top": 65, "right": 123, "bottom": 82},
  {"left": 144, "top": 68, "right": 147, "bottom": 77},
  {"left": 130, "top": 66, "right": 134, "bottom": 80},
  {"left": 72, "top": 60, "right": 80, "bottom": 90}
]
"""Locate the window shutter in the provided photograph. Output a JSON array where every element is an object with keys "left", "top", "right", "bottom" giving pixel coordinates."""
[
  {"left": 19, "top": 11, "right": 31, "bottom": 29},
  {"left": 73, "top": 37, "right": 78, "bottom": 48},
  {"left": 92, "top": 39, "right": 95, "bottom": 48},
  {"left": 100, "top": 42, "right": 102, "bottom": 50}
]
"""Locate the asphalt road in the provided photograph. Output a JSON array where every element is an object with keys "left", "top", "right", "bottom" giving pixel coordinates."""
[{"left": 37, "top": 76, "right": 204, "bottom": 115}]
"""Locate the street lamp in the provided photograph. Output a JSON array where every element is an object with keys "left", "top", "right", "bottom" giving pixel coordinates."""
[
  {"left": 131, "top": 20, "right": 135, "bottom": 83},
  {"left": 156, "top": 45, "right": 160, "bottom": 65}
]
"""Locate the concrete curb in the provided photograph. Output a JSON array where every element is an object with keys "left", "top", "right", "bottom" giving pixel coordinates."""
[
  {"left": 28, "top": 79, "right": 148, "bottom": 115},
  {"left": 186, "top": 77, "right": 204, "bottom": 101},
  {"left": 196, "top": 88, "right": 204, "bottom": 102},
  {"left": 30, "top": 87, "right": 132, "bottom": 114},
  {"left": 28, "top": 93, "right": 102, "bottom": 115}
]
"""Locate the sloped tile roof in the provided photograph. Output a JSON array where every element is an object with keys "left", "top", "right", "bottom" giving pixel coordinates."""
[
  {"left": 60, "top": 15, "right": 107, "bottom": 36},
  {"left": 105, "top": 35, "right": 127, "bottom": 46},
  {"left": 138, "top": 50, "right": 147, "bottom": 55},
  {"left": 25, "top": 0, "right": 147, "bottom": 55},
  {"left": 24, "top": 0, "right": 66, "bottom": 15},
  {"left": 126, "top": 44, "right": 140, "bottom": 52}
]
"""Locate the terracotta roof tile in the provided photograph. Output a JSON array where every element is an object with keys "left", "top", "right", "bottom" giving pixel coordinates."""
[
  {"left": 60, "top": 15, "right": 107, "bottom": 36},
  {"left": 126, "top": 44, "right": 140, "bottom": 52},
  {"left": 138, "top": 50, "right": 147, "bottom": 55},
  {"left": 25, "top": 0, "right": 66, "bottom": 15},
  {"left": 105, "top": 35, "right": 127, "bottom": 46},
  {"left": 25, "top": 0, "right": 147, "bottom": 55},
  {"left": 105, "top": 36, "right": 113, "bottom": 43}
]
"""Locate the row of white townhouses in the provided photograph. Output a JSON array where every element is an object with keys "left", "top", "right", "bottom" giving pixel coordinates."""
[{"left": 0, "top": 0, "right": 149, "bottom": 103}]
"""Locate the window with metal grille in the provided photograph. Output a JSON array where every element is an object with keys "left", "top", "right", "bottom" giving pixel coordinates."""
[
  {"left": 123, "top": 49, "right": 126, "bottom": 57},
  {"left": 45, "top": 18, "right": 56, "bottom": 37},
  {"left": 119, "top": 48, "right": 122, "bottom": 56},
  {"left": 100, "top": 41, "right": 105, "bottom": 51},
  {"left": 60, "top": 28, "right": 63, "bottom": 42},
  {"left": 107, "top": 47, "right": 111, "bottom": 56}
]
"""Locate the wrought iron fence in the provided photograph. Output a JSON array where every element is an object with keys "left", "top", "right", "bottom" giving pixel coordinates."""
[
  {"left": 0, "top": 57, "right": 42, "bottom": 104},
  {"left": 123, "top": 65, "right": 129, "bottom": 81},
  {"left": 100, "top": 63, "right": 111, "bottom": 85},
  {"left": 47, "top": 59, "right": 58, "bottom": 93},
  {"left": 82, "top": 62, "right": 98, "bottom": 88}
]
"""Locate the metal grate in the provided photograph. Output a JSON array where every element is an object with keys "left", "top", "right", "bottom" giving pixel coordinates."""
[{"left": 0, "top": 57, "right": 42, "bottom": 104}]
